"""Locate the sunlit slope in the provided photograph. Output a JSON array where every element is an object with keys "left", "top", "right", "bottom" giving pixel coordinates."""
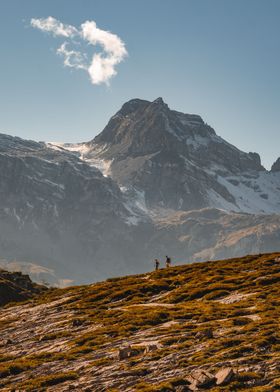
[{"left": 0, "top": 253, "right": 280, "bottom": 391}]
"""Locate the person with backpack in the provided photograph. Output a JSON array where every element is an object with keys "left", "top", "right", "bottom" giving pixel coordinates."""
[
  {"left": 165, "top": 256, "right": 171, "bottom": 268},
  {"left": 154, "top": 258, "right": 160, "bottom": 271}
]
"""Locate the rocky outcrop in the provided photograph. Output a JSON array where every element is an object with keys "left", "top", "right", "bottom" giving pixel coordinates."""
[
  {"left": 188, "top": 370, "right": 216, "bottom": 389},
  {"left": 0, "top": 269, "right": 46, "bottom": 306}
]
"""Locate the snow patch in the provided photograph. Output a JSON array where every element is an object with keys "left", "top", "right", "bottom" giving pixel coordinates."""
[
  {"left": 47, "top": 142, "right": 112, "bottom": 177},
  {"left": 121, "top": 187, "right": 150, "bottom": 226},
  {"left": 206, "top": 168, "right": 280, "bottom": 215},
  {"left": 217, "top": 172, "right": 280, "bottom": 214}
]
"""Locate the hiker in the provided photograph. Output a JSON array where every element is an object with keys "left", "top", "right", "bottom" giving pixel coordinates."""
[
  {"left": 154, "top": 258, "right": 160, "bottom": 271},
  {"left": 165, "top": 255, "right": 171, "bottom": 268}
]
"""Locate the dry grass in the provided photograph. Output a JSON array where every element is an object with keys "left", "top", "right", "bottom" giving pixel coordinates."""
[{"left": 0, "top": 252, "right": 279, "bottom": 390}]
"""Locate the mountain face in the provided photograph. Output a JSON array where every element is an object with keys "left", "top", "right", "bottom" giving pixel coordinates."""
[
  {"left": 1, "top": 253, "right": 280, "bottom": 390},
  {"left": 0, "top": 134, "right": 153, "bottom": 283},
  {"left": 72, "top": 97, "right": 280, "bottom": 215},
  {"left": 0, "top": 98, "right": 280, "bottom": 284}
]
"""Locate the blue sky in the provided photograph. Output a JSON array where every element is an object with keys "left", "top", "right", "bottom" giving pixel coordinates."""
[{"left": 0, "top": 0, "right": 279, "bottom": 169}]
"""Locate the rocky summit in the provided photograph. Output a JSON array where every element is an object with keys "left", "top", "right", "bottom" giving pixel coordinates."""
[
  {"left": 80, "top": 97, "right": 279, "bottom": 214},
  {"left": 0, "top": 253, "right": 279, "bottom": 391},
  {"left": 0, "top": 98, "right": 280, "bottom": 284}
]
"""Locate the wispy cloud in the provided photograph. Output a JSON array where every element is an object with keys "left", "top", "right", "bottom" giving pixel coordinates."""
[
  {"left": 31, "top": 17, "right": 77, "bottom": 38},
  {"left": 57, "top": 43, "right": 87, "bottom": 70},
  {"left": 30, "top": 17, "right": 128, "bottom": 85}
]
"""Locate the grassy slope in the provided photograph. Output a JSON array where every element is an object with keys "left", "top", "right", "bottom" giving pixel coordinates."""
[{"left": 0, "top": 253, "right": 279, "bottom": 391}]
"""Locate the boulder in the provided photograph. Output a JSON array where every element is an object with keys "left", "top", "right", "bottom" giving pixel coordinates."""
[
  {"left": 188, "top": 370, "right": 216, "bottom": 389},
  {"left": 144, "top": 344, "right": 159, "bottom": 354},
  {"left": 195, "top": 328, "right": 213, "bottom": 339},
  {"left": 39, "top": 335, "right": 49, "bottom": 342},
  {"left": 72, "top": 318, "right": 84, "bottom": 327},
  {"left": 215, "top": 368, "right": 235, "bottom": 385},
  {"left": 118, "top": 345, "right": 132, "bottom": 360}
]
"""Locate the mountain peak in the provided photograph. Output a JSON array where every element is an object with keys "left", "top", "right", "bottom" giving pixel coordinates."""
[
  {"left": 152, "top": 97, "right": 166, "bottom": 105},
  {"left": 116, "top": 97, "right": 168, "bottom": 117},
  {"left": 92, "top": 98, "right": 264, "bottom": 174},
  {"left": 114, "top": 98, "right": 149, "bottom": 118}
]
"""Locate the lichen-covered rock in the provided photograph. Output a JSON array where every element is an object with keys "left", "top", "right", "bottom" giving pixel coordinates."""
[
  {"left": 215, "top": 367, "right": 235, "bottom": 385},
  {"left": 118, "top": 346, "right": 132, "bottom": 360},
  {"left": 188, "top": 370, "right": 216, "bottom": 389},
  {"left": 144, "top": 343, "right": 159, "bottom": 354}
]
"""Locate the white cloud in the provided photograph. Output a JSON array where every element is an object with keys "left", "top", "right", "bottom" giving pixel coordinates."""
[
  {"left": 31, "top": 17, "right": 127, "bottom": 85},
  {"left": 57, "top": 43, "right": 87, "bottom": 70},
  {"left": 30, "top": 17, "right": 78, "bottom": 37},
  {"left": 81, "top": 21, "right": 127, "bottom": 85}
]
